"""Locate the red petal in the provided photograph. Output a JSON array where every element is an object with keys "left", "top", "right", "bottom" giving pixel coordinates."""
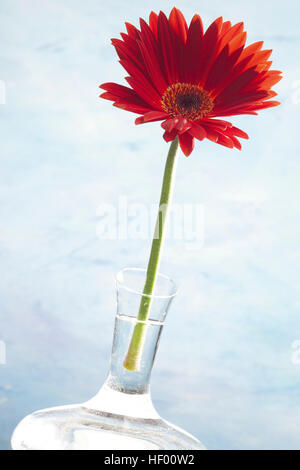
[
  {"left": 205, "top": 128, "right": 219, "bottom": 143},
  {"left": 99, "top": 92, "right": 116, "bottom": 101},
  {"left": 220, "top": 21, "right": 232, "bottom": 35},
  {"left": 215, "top": 67, "right": 260, "bottom": 105},
  {"left": 135, "top": 111, "right": 167, "bottom": 125},
  {"left": 161, "top": 118, "right": 179, "bottom": 132},
  {"left": 163, "top": 128, "right": 178, "bottom": 142},
  {"left": 227, "top": 126, "right": 249, "bottom": 139},
  {"left": 203, "top": 127, "right": 235, "bottom": 149},
  {"left": 215, "top": 90, "right": 274, "bottom": 111},
  {"left": 238, "top": 41, "right": 264, "bottom": 63},
  {"left": 157, "top": 11, "right": 177, "bottom": 83},
  {"left": 211, "top": 42, "right": 270, "bottom": 99},
  {"left": 178, "top": 132, "right": 195, "bottom": 156},
  {"left": 120, "top": 59, "right": 162, "bottom": 106},
  {"left": 247, "top": 49, "right": 273, "bottom": 69},
  {"left": 100, "top": 82, "right": 147, "bottom": 104},
  {"left": 125, "top": 22, "right": 140, "bottom": 39},
  {"left": 201, "top": 124, "right": 248, "bottom": 150},
  {"left": 201, "top": 118, "right": 232, "bottom": 131},
  {"left": 100, "top": 82, "right": 152, "bottom": 113},
  {"left": 248, "top": 100, "right": 281, "bottom": 111},
  {"left": 198, "top": 16, "right": 223, "bottom": 86},
  {"left": 176, "top": 117, "right": 189, "bottom": 132},
  {"left": 169, "top": 7, "right": 188, "bottom": 43},
  {"left": 111, "top": 38, "right": 143, "bottom": 69},
  {"left": 230, "top": 136, "right": 242, "bottom": 150},
  {"left": 138, "top": 20, "right": 168, "bottom": 93},
  {"left": 184, "top": 14, "right": 203, "bottom": 82},
  {"left": 216, "top": 133, "right": 234, "bottom": 148},
  {"left": 189, "top": 123, "right": 207, "bottom": 140},
  {"left": 113, "top": 102, "right": 152, "bottom": 114},
  {"left": 149, "top": 11, "right": 159, "bottom": 38},
  {"left": 210, "top": 108, "right": 258, "bottom": 117},
  {"left": 204, "top": 44, "right": 241, "bottom": 91},
  {"left": 218, "top": 22, "right": 244, "bottom": 52}
]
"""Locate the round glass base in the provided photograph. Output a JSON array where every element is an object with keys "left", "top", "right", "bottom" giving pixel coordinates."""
[{"left": 11, "top": 403, "right": 206, "bottom": 450}]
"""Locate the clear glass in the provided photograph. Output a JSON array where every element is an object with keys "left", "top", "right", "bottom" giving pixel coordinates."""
[{"left": 11, "top": 268, "right": 206, "bottom": 450}]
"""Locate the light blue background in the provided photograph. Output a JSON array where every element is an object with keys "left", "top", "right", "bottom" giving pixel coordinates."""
[{"left": 0, "top": 0, "right": 299, "bottom": 450}]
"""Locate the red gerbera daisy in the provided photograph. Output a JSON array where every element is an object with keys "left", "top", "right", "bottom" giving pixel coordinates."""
[{"left": 100, "top": 7, "right": 282, "bottom": 156}]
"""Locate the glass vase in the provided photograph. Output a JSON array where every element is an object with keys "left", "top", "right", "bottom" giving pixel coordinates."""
[{"left": 11, "top": 268, "right": 205, "bottom": 450}]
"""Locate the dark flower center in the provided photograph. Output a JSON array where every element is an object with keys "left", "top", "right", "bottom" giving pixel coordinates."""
[
  {"left": 176, "top": 94, "right": 201, "bottom": 111},
  {"left": 161, "top": 83, "right": 214, "bottom": 121}
]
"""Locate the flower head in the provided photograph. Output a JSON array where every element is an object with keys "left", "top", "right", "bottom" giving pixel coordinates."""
[{"left": 100, "top": 8, "right": 282, "bottom": 156}]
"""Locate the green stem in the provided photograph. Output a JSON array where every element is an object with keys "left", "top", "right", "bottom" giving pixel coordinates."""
[{"left": 123, "top": 137, "right": 180, "bottom": 371}]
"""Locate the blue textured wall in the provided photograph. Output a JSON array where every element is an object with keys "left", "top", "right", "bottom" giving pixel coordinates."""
[{"left": 0, "top": 0, "right": 298, "bottom": 450}]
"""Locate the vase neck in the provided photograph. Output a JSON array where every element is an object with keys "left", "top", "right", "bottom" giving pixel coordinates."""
[
  {"left": 84, "top": 268, "right": 177, "bottom": 420},
  {"left": 104, "top": 314, "right": 163, "bottom": 394},
  {"left": 84, "top": 314, "right": 163, "bottom": 420}
]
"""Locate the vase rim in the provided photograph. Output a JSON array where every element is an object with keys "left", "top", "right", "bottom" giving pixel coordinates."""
[{"left": 115, "top": 267, "right": 178, "bottom": 300}]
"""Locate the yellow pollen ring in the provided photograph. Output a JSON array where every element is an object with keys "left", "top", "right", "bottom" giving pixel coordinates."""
[{"left": 161, "top": 83, "right": 214, "bottom": 121}]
